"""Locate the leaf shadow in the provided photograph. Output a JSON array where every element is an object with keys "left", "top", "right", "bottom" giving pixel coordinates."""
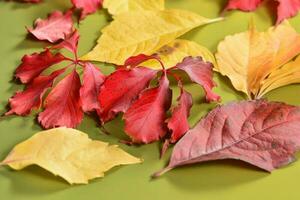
[{"left": 157, "top": 159, "right": 269, "bottom": 192}]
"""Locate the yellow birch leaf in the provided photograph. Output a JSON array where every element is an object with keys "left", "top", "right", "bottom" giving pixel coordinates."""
[
  {"left": 140, "top": 39, "right": 216, "bottom": 69},
  {"left": 81, "top": 9, "right": 222, "bottom": 65},
  {"left": 258, "top": 55, "right": 300, "bottom": 97},
  {"left": 1, "top": 127, "right": 141, "bottom": 185},
  {"left": 215, "top": 21, "right": 300, "bottom": 99},
  {"left": 103, "top": 0, "right": 164, "bottom": 16}
]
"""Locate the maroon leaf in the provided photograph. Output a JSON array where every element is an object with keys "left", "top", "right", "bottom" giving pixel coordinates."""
[
  {"left": 52, "top": 30, "right": 79, "bottom": 54},
  {"left": 80, "top": 62, "right": 105, "bottom": 112},
  {"left": 154, "top": 100, "right": 300, "bottom": 177},
  {"left": 27, "top": 10, "right": 73, "bottom": 43},
  {"left": 6, "top": 69, "right": 64, "bottom": 116},
  {"left": 18, "top": 0, "right": 42, "bottom": 3},
  {"left": 175, "top": 56, "right": 220, "bottom": 102},
  {"left": 124, "top": 73, "right": 172, "bottom": 144},
  {"left": 167, "top": 86, "right": 193, "bottom": 143},
  {"left": 98, "top": 67, "right": 157, "bottom": 122},
  {"left": 71, "top": 0, "right": 103, "bottom": 20},
  {"left": 38, "top": 70, "right": 83, "bottom": 128},
  {"left": 15, "top": 49, "right": 65, "bottom": 84}
]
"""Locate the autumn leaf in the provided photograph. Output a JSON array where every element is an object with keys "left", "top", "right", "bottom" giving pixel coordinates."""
[
  {"left": 81, "top": 9, "right": 222, "bottom": 65},
  {"left": 52, "top": 30, "right": 80, "bottom": 55},
  {"left": 1, "top": 127, "right": 141, "bottom": 184},
  {"left": 153, "top": 100, "right": 300, "bottom": 177},
  {"left": 71, "top": 0, "right": 103, "bottom": 20},
  {"left": 224, "top": 0, "right": 300, "bottom": 24},
  {"left": 141, "top": 39, "right": 217, "bottom": 70},
  {"left": 215, "top": 21, "right": 300, "bottom": 99},
  {"left": 124, "top": 73, "right": 172, "bottom": 144},
  {"left": 27, "top": 10, "right": 74, "bottom": 43},
  {"left": 103, "top": 0, "right": 164, "bottom": 16}
]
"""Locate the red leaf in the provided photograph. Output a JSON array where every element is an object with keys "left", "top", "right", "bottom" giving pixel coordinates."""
[
  {"left": 123, "top": 54, "right": 161, "bottom": 68},
  {"left": 175, "top": 57, "right": 220, "bottom": 102},
  {"left": 6, "top": 69, "right": 64, "bottom": 116},
  {"left": 38, "top": 70, "right": 83, "bottom": 128},
  {"left": 225, "top": 0, "right": 262, "bottom": 11},
  {"left": 80, "top": 62, "right": 105, "bottom": 112},
  {"left": 154, "top": 100, "right": 300, "bottom": 177},
  {"left": 98, "top": 67, "right": 157, "bottom": 122},
  {"left": 71, "top": 0, "right": 103, "bottom": 20},
  {"left": 27, "top": 10, "right": 73, "bottom": 43},
  {"left": 52, "top": 30, "right": 79, "bottom": 54},
  {"left": 15, "top": 49, "right": 65, "bottom": 84},
  {"left": 124, "top": 73, "right": 172, "bottom": 144},
  {"left": 276, "top": 0, "right": 300, "bottom": 24},
  {"left": 167, "top": 87, "right": 193, "bottom": 144}
]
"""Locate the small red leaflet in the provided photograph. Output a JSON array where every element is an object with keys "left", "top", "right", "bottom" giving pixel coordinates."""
[
  {"left": 71, "top": 0, "right": 103, "bottom": 20},
  {"left": 224, "top": 0, "right": 300, "bottom": 24},
  {"left": 153, "top": 100, "right": 300, "bottom": 177}
]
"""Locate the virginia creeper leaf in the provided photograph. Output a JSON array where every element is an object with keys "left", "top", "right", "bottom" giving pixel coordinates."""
[
  {"left": 6, "top": 69, "right": 64, "bottom": 116},
  {"left": 175, "top": 56, "right": 220, "bottom": 102},
  {"left": 124, "top": 73, "right": 172, "bottom": 144},
  {"left": 154, "top": 100, "right": 300, "bottom": 177},
  {"left": 98, "top": 67, "right": 157, "bottom": 122},
  {"left": 215, "top": 21, "right": 300, "bottom": 99},
  {"left": 1, "top": 127, "right": 141, "bottom": 184},
  {"left": 80, "top": 62, "right": 105, "bottom": 112},
  {"left": 71, "top": 0, "right": 103, "bottom": 20},
  {"left": 15, "top": 49, "right": 65, "bottom": 84},
  {"left": 38, "top": 70, "right": 83, "bottom": 128},
  {"left": 27, "top": 10, "right": 73, "bottom": 43},
  {"left": 52, "top": 30, "right": 80, "bottom": 54},
  {"left": 81, "top": 9, "right": 222, "bottom": 65}
]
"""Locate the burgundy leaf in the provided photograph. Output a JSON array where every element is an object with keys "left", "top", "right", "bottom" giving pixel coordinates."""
[
  {"left": 167, "top": 87, "right": 193, "bottom": 143},
  {"left": 15, "top": 49, "right": 65, "bottom": 84},
  {"left": 6, "top": 69, "right": 64, "bottom": 116},
  {"left": 71, "top": 0, "right": 103, "bottom": 20},
  {"left": 80, "top": 62, "right": 105, "bottom": 112},
  {"left": 52, "top": 30, "right": 79, "bottom": 54},
  {"left": 98, "top": 67, "right": 157, "bottom": 122},
  {"left": 175, "top": 56, "right": 220, "bottom": 102},
  {"left": 123, "top": 54, "right": 160, "bottom": 68},
  {"left": 27, "top": 10, "right": 73, "bottom": 43},
  {"left": 154, "top": 100, "right": 300, "bottom": 177},
  {"left": 124, "top": 73, "right": 172, "bottom": 144},
  {"left": 38, "top": 70, "right": 83, "bottom": 128}
]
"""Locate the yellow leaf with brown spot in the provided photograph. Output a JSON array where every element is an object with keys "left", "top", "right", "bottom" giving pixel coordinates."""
[
  {"left": 215, "top": 21, "right": 300, "bottom": 99},
  {"left": 1, "top": 127, "right": 141, "bottom": 185},
  {"left": 81, "top": 9, "right": 222, "bottom": 65},
  {"left": 140, "top": 39, "right": 216, "bottom": 69},
  {"left": 103, "top": 0, "right": 164, "bottom": 16}
]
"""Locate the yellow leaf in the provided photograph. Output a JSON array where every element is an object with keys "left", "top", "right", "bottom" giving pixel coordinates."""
[
  {"left": 1, "top": 127, "right": 141, "bottom": 185},
  {"left": 103, "top": 0, "right": 164, "bottom": 16},
  {"left": 140, "top": 39, "right": 216, "bottom": 69},
  {"left": 81, "top": 9, "right": 222, "bottom": 65},
  {"left": 215, "top": 21, "right": 300, "bottom": 99}
]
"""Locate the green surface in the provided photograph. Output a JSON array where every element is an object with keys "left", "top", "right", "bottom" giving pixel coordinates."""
[{"left": 1, "top": 0, "right": 300, "bottom": 199}]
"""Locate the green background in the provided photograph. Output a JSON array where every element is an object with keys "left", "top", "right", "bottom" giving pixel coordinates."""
[{"left": 1, "top": 0, "right": 300, "bottom": 199}]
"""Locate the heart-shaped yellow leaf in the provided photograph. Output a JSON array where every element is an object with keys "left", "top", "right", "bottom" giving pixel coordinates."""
[
  {"left": 103, "top": 0, "right": 165, "bottom": 16},
  {"left": 1, "top": 127, "right": 141, "bottom": 185},
  {"left": 140, "top": 39, "right": 216, "bottom": 69},
  {"left": 215, "top": 21, "right": 300, "bottom": 99},
  {"left": 81, "top": 9, "right": 222, "bottom": 65}
]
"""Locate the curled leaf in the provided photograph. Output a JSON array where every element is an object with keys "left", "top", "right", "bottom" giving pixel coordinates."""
[
  {"left": 1, "top": 127, "right": 141, "bottom": 184},
  {"left": 154, "top": 100, "right": 300, "bottom": 177},
  {"left": 82, "top": 9, "right": 222, "bottom": 65}
]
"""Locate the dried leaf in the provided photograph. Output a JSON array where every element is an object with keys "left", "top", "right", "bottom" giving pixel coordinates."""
[
  {"left": 81, "top": 9, "right": 222, "bottom": 65},
  {"left": 141, "top": 39, "right": 217, "bottom": 69},
  {"left": 154, "top": 100, "right": 300, "bottom": 177},
  {"left": 1, "top": 127, "right": 141, "bottom": 184},
  {"left": 124, "top": 73, "right": 172, "bottom": 143},
  {"left": 27, "top": 10, "right": 73, "bottom": 43},
  {"left": 103, "top": 0, "right": 164, "bottom": 15},
  {"left": 215, "top": 21, "right": 300, "bottom": 99}
]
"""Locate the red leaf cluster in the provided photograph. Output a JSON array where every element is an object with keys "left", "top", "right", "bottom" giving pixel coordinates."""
[{"left": 224, "top": 0, "right": 300, "bottom": 24}]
